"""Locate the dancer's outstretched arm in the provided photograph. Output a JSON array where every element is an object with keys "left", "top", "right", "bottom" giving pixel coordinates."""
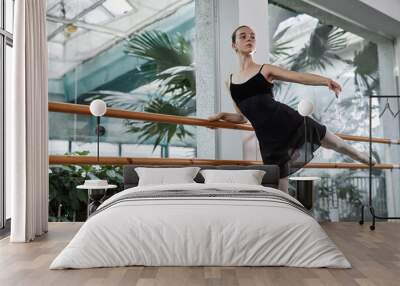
[{"left": 264, "top": 64, "right": 342, "bottom": 98}]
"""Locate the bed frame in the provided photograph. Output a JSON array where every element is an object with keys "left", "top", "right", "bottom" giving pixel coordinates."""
[{"left": 123, "top": 164, "right": 280, "bottom": 189}]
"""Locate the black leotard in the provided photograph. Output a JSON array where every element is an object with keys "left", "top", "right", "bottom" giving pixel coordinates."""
[{"left": 229, "top": 64, "right": 327, "bottom": 178}]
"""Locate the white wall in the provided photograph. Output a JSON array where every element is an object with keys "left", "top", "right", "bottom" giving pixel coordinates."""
[
  {"left": 237, "top": 0, "right": 270, "bottom": 60},
  {"left": 359, "top": 0, "right": 400, "bottom": 22},
  {"left": 302, "top": 0, "right": 400, "bottom": 38},
  {"left": 194, "top": 0, "right": 218, "bottom": 159}
]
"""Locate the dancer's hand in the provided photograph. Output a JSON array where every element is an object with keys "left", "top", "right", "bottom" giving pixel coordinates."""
[
  {"left": 327, "top": 79, "right": 342, "bottom": 98},
  {"left": 207, "top": 112, "right": 247, "bottom": 129},
  {"left": 207, "top": 112, "right": 226, "bottom": 129},
  {"left": 208, "top": 112, "right": 226, "bottom": 121}
]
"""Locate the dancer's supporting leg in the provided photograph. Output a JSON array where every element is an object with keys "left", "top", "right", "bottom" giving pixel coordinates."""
[
  {"left": 320, "top": 129, "right": 376, "bottom": 165},
  {"left": 278, "top": 176, "right": 289, "bottom": 193}
]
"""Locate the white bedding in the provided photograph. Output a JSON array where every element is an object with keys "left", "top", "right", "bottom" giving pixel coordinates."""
[{"left": 49, "top": 183, "right": 351, "bottom": 269}]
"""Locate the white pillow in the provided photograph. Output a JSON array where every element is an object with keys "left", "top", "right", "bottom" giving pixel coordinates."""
[
  {"left": 135, "top": 167, "right": 201, "bottom": 186},
  {"left": 200, "top": 169, "right": 266, "bottom": 185}
]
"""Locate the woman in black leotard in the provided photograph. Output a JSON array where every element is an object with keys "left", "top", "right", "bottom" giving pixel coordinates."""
[{"left": 208, "top": 25, "right": 376, "bottom": 193}]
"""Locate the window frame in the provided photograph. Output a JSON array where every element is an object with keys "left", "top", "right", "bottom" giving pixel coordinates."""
[{"left": 0, "top": 0, "right": 13, "bottom": 232}]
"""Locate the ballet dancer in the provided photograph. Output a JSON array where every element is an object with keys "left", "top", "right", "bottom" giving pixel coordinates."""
[{"left": 208, "top": 25, "right": 376, "bottom": 193}]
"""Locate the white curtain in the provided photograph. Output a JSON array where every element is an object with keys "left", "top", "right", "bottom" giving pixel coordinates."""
[{"left": 7, "top": 0, "right": 48, "bottom": 242}]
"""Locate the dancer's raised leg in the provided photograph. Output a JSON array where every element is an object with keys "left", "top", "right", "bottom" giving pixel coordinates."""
[{"left": 320, "top": 129, "right": 376, "bottom": 165}]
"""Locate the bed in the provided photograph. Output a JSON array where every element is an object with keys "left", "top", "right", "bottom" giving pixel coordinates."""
[{"left": 49, "top": 164, "right": 351, "bottom": 269}]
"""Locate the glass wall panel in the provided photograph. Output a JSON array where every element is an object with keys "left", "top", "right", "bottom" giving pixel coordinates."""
[
  {"left": 268, "top": 0, "right": 392, "bottom": 221},
  {"left": 47, "top": 0, "right": 196, "bottom": 160}
]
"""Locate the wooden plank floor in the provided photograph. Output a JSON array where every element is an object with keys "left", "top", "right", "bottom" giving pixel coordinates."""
[{"left": 0, "top": 222, "right": 399, "bottom": 286}]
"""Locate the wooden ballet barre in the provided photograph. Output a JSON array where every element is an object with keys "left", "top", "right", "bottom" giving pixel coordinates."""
[
  {"left": 337, "top": 134, "right": 398, "bottom": 145},
  {"left": 48, "top": 102, "right": 252, "bottom": 131},
  {"left": 49, "top": 101, "right": 400, "bottom": 145},
  {"left": 49, "top": 156, "right": 258, "bottom": 165},
  {"left": 48, "top": 155, "right": 398, "bottom": 169},
  {"left": 298, "top": 162, "right": 396, "bottom": 170}
]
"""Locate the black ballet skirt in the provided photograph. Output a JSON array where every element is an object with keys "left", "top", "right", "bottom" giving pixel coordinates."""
[{"left": 230, "top": 64, "right": 327, "bottom": 178}]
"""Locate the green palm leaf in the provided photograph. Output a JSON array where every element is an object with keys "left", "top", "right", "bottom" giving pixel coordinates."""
[
  {"left": 85, "top": 86, "right": 195, "bottom": 155},
  {"left": 125, "top": 30, "right": 193, "bottom": 79},
  {"left": 125, "top": 96, "right": 194, "bottom": 153},
  {"left": 157, "top": 65, "right": 196, "bottom": 105},
  {"left": 125, "top": 29, "right": 196, "bottom": 104}
]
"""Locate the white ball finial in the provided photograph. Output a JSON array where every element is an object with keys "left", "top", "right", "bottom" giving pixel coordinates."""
[
  {"left": 298, "top": 99, "right": 314, "bottom": 116},
  {"left": 89, "top": 99, "right": 107, "bottom": 117}
]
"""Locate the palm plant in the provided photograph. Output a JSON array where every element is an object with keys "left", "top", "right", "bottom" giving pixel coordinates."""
[
  {"left": 269, "top": 26, "right": 299, "bottom": 108},
  {"left": 157, "top": 65, "right": 196, "bottom": 106},
  {"left": 124, "top": 94, "right": 195, "bottom": 153},
  {"left": 270, "top": 26, "right": 293, "bottom": 65},
  {"left": 352, "top": 41, "right": 379, "bottom": 94},
  {"left": 86, "top": 30, "right": 196, "bottom": 156},
  {"left": 124, "top": 30, "right": 195, "bottom": 103},
  {"left": 49, "top": 151, "right": 124, "bottom": 222},
  {"left": 288, "top": 23, "right": 351, "bottom": 72},
  {"left": 269, "top": 23, "right": 350, "bottom": 113}
]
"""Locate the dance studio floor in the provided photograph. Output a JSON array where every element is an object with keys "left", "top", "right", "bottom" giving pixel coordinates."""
[{"left": 0, "top": 222, "right": 399, "bottom": 286}]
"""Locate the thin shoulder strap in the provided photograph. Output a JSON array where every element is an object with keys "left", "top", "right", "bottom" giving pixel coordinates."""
[
  {"left": 230, "top": 73, "right": 233, "bottom": 84},
  {"left": 258, "top": 64, "right": 265, "bottom": 73}
]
